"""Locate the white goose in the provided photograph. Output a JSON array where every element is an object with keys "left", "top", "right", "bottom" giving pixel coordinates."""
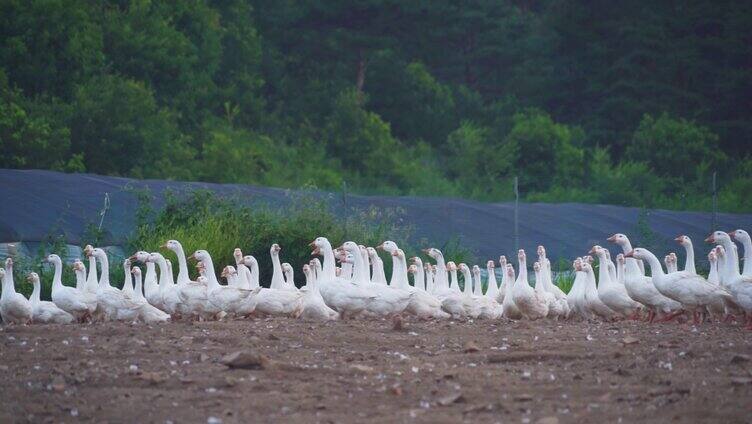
[
  {"left": 146, "top": 252, "right": 182, "bottom": 316},
  {"left": 120, "top": 259, "right": 135, "bottom": 299},
  {"left": 191, "top": 250, "right": 252, "bottom": 314},
  {"left": 674, "top": 235, "right": 697, "bottom": 274},
  {"left": 473, "top": 264, "right": 503, "bottom": 319},
  {"left": 591, "top": 246, "right": 641, "bottom": 318},
  {"left": 84, "top": 245, "right": 99, "bottom": 294},
  {"left": 705, "top": 231, "right": 752, "bottom": 329},
  {"left": 581, "top": 262, "right": 616, "bottom": 320},
  {"left": 27, "top": 272, "right": 74, "bottom": 324},
  {"left": 533, "top": 261, "right": 562, "bottom": 319},
  {"left": 626, "top": 246, "right": 733, "bottom": 324},
  {"left": 130, "top": 251, "right": 164, "bottom": 310},
  {"left": 424, "top": 263, "right": 435, "bottom": 293},
  {"left": 704, "top": 250, "right": 728, "bottom": 319},
  {"left": 346, "top": 241, "right": 411, "bottom": 317},
  {"left": 311, "top": 237, "right": 373, "bottom": 318},
  {"left": 410, "top": 256, "right": 426, "bottom": 291},
  {"left": 457, "top": 263, "right": 482, "bottom": 319},
  {"left": 88, "top": 247, "right": 140, "bottom": 321},
  {"left": 232, "top": 248, "right": 251, "bottom": 289},
  {"left": 73, "top": 259, "right": 86, "bottom": 291},
  {"left": 270, "top": 244, "right": 296, "bottom": 291},
  {"left": 511, "top": 250, "right": 548, "bottom": 320},
  {"left": 729, "top": 229, "right": 752, "bottom": 277},
  {"left": 501, "top": 264, "right": 522, "bottom": 319},
  {"left": 607, "top": 233, "right": 681, "bottom": 322},
  {"left": 298, "top": 263, "right": 338, "bottom": 321},
  {"left": 424, "top": 248, "right": 465, "bottom": 318},
  {"left": 497, "top": 256, "right": 509, "bottom": 303},
  {"left": 566, "top": 259, "right": 589, "bottom": 319},
  {"left": 392, "top": 249, "right": 448, "bottom": 319},
  {"left": 241, "top": 255, "right": 260, "bottom": 289},
  {"left": 485, "top": 260, "right": 501, "bottom": 302},
  {"left": 46, "top": 254, "right": 97, "bottom": 321},
  {"left": 282, "top": 263, "right": 296, "bottom": 290},
  {"left": 129, "top": 266, "right": 171, "bottom": 323},
  {"left": 162, "top": 240, "right": 213, "bottom": 318}
]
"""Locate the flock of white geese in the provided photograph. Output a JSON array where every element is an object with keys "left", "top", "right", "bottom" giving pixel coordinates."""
[{"left": 1, "top": 230, "right": 751, "bottom": 329}]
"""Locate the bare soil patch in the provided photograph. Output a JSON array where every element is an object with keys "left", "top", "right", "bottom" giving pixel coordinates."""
[{"left": 1, "top": 318, "right": 751, "bottom": 423}]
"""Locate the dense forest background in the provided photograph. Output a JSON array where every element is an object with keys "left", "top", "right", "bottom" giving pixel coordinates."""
[{"left": 1, "top": 0, "right": 750, "bottom": 212}]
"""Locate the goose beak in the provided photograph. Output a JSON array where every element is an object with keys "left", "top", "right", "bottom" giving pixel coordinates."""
[
  {"left": 674, "top": 236, "right": 683, "bottom": 242},
  {"left": 588, "top": 246, "right": 597, "bottom": 255},
  {"left": 421, "top": 248, "right": 430, "bottom": 254},
  {"left": 391, "top": 251, "right": 399, "bottom": 257},
  {"left": 624, "top": 251, "right": 634, "bottom": 258},
  {"left": 728, "top": 231, "right": 735, "bottom": 239},
  {"left": 375, "top": 243, "right": 384, "bottom": 250},
  {"left": 308, "top": 241, "right": 316, "bottom": 248},
  {"left": 606, "top": 235, "right": 616, "bottom": 242},
  {"left": 187, "top": 253, "right": 196, "bottom": 261},
  {"left": 704, "top": 235, "right": 715, "bottom": 243},
  {"left": 160, "top": 243, "right": 168, "bottom": 249}
]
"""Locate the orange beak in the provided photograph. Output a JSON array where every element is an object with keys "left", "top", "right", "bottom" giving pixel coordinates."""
[
  {"left": 728, "top": 231, "right": 735, "bottom": 239},
  {"left": 606, "top": 235, "right": 617, "bottom": 242},
  {"left": 704, "top": 235, "right": 715, "bottom": 243},
  {"left": 624, "top": 251, "right": 634, "bottom": 258}
]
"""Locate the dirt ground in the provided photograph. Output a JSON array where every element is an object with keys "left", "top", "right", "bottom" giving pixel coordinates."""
[{"left": 1, "top": 317, "right": 751, "bottom": 424}]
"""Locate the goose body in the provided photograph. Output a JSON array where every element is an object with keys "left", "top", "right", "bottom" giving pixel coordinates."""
[
  {"left": 592, "top": 246, "right": 642, "bottom": 317},
  {"left": 627, "top": 247, "right": 732, "bottom": 316},
  {"left": 46, "top": 254, "right": 97, "bottom": 320},
  {"left": 298, "top": 264, "right": 338, "bottom": 321},
  {"left": 129, "top": 266, "right": 170, "bottom": 323},
  {"left": 501, "top": 264, "right": 522, "bottom": 319},
  {"left": 27, "top": 272, "right": 73, "bottom": 324},
  {"left": 313, "top": 237, "right": 375, "bottom": 317},
  {"left": 511, "top": 250, "right": 548, "bottom": 320},
  {"left": 608, "top": 234, "right": 681, "bottom": 317},
  {"left": 424, "top": 250, "right": 466, "bottom": 318},
  {"left": 582, "top": 263, "right": 616, "bottom": 319},
  {"left": 88, "top": 247, "right": 140, "bottom": 321}
]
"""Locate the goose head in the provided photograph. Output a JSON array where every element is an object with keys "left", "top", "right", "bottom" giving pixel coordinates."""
[
  {"left": 197, "top": 276, "right": 209, "bottom": 285},
  {"left": 131, "top": 266, "right": 142, "bottom": 278},
  {"left": 146, "top": 252, "right": 163, "bottom": 263},
  {"left": 73, "top": 259, "right": 85, "bottom": 272},
  {"left": 458, "top": 263, "right": 469, "bottom": 273},
  {"left": 129, "top": 251, "right": 151, "bottom": 263},
  {"left": 669, "top": 252, "right": 677, "bottom": 265},
  {"left": 588, "top": 245, "right": 603, "bottom": 256},
  {"left": 339, "top": 241, "right": 361, "bottom": 256},
  {"left": 366, "top": 247, "right": 379, "bottom": 259},
  {"left": 422, "top": 247, "right": 443, "bottom": 260},
  {"left": 162, "top": 240, "right": 182, "bottom": 252},
  {"left": 533, "top": 261, "right": 541, "bottom": 272},
  {"left": 616, "top": 253, "right": 625, "bottom": 265},
  {"left": 487, "top": 260, "right": 495, "bottom": 270},
  {"left": 674, "top": 235, "right": 691, "bottom": 246},
  {"left": 624, "top": 248, "right": 650, "bottom": 261},
  {"left": 189, "top": 250, "right": 211, "bottom": 263},
  {"left": 472, "top": 264, "right": 481, "bottom": 277},
  {"left": 309, "top": 237, "right": 331, "bottom": 256},
  {"left": 392, "top": 249, "right": 405, "bottom": 260},
  {"left": 705, "top": 231, "right": 731, "bottom": 244},
  {"left": 89, "top": 247, "right": 107, "bottom": 260},
  {"left": 282, "top": 262, "right": 293, "bottom": 274},
  {"left": 446, "top": 261, "right": 457, "bottom": 272},
  {"left": 607, "top": 233, "right": 629, "bottom": 247},
  {"left": 26, "top": 272, "right": 39, "bottom": 285},
  {"left": 715, "top": 245, "right": 725, "bottom": 258},
  {"left": 44, "top": 253, "right": 62, "bottom": 265},
  {"left": 242, "top": 255, "right": 258, "bottom": 270},
  {"left": 573, "top": 258, "right": 582, "bottom": 271},
  {"left": 378, "top": 241, "right": 399, "bottom": 254},
  {"left": 410, "top": 256, "right": 424, "bottom": 267},
  {"left": 83, "top": 244, "right": 94, "bottom": 257},
  {"left": 581, "top": 262, "right": 593, "bottom": 274},
  {"left": 583, "top": 255, "right": 594, "bottom": 265},
  {"left": 708, "top": 251, "right": 716, "bottom": 263},
  {"left": 505, "top": 264, "right": 515, "bottom": 280},
  {"left": 517, "top": 249, "right": 526, "bottom": 264},
  {"left": 499, "top": 255, "right": 507, "bottom": 268},
  {"left": 220, "top": 265, "right": 237, "bottom": 279},
  {"left": 536, "top": 245, "right": 547, "bottom": 260},
  {"left": 0, "top": 268, "right": 5, "bottom": 280},
  {"left": 729, "top": 229, "right": 750, "bottom": 243},
  {"left": 408, "top": 264, "right": 417, "bottom": 275},
  {"left": 270, "top": 244, "right": 281, "bottom": 257}
]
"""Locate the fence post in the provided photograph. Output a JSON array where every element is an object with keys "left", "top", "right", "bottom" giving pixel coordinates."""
[
  {"left": 514, "top": 176, "right": 519, "bottom": 253},
  {"left": 711, "top": 171, "right": 717, "bottom": 232}
]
